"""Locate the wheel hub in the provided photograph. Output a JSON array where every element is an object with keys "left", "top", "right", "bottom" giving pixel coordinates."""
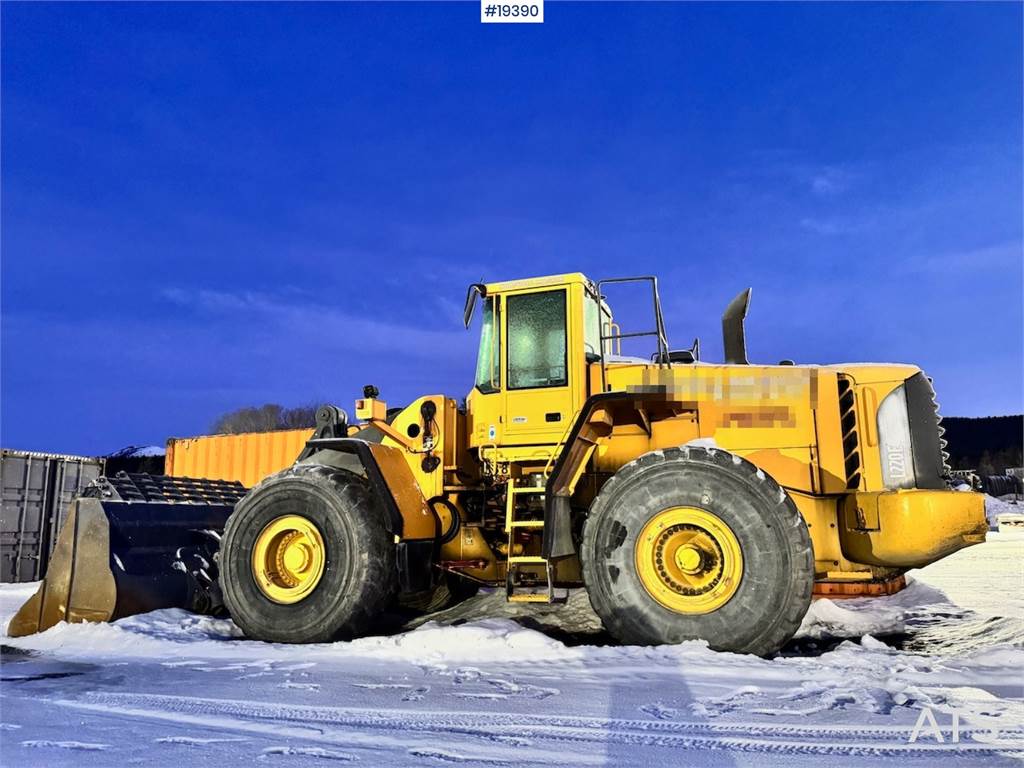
[
  {"left": 252, "top": 515, "right": 326, "bottom": 604},
  {"left": 635, "top": 507, "right": 743, "bottom": 614},
  {"left": 674, "top": 544, "right": 704, "bottom": 574}
]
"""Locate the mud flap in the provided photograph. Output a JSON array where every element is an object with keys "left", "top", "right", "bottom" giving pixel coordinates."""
[
  {"left": 542, "top": 495, "right": 576, "bottom": 559},
  {"left": 396, "top": 539, "right": 437, "bottom": 592}
]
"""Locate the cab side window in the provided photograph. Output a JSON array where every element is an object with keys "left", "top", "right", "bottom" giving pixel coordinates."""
[
  {"left": 473, "top": 296, "right": 501, "bottom": 393},
  {"left": 583, "top": 295, "right": 602, "bottom": 362},
  {"left": 507, "top": 291, "right": 567, "bottom": 389}
]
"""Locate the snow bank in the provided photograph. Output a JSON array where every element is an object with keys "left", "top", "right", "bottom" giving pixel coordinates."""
[
  {"left": 2, "top": 523, "right": 1019, "bottom": 672},
  {"left": 796, "top": 579, "right": 954, "bottom": 641},
  {"left": 352, "top": 618, "right": 569, "bottom": 662},
  {"left": 2, "top": 604, "right": 573, "bottom": 666},
  {"left": 0, "top": 576, "right": 997, "bottom": 674},
  {"left": 797, "top": 597, "right": 905, "bottom": 640},
  {"left": 0, "top": 570, "right": 1011, "bottom": 668}
]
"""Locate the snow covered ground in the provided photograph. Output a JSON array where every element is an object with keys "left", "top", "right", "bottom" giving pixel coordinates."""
[{"left": 1, "top": 499, "right": 1022, "bottom": 766}]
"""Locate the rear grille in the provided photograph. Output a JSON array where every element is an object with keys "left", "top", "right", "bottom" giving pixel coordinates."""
[
  {"left": 933, "top": 392, "right": 952, "bottom": 475},
  {"left": 904, "top": 372, "right": 950, "bottom": 489},
  {"left": 837, "top": 376, "right": 861, "bottom": 490}
]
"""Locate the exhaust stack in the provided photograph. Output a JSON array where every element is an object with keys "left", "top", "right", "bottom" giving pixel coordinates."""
[{"left": 722, "top": 288, "right": 752, "bottom": 365}]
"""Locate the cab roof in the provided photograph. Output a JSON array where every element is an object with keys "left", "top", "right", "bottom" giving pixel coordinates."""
[{"left": 482, "top": 272, "right": 592, "bottom": 295}]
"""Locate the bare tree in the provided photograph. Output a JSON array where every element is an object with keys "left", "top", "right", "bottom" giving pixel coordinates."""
[{"left": 211, "top": 403, "right": 318, "bottom": 434}]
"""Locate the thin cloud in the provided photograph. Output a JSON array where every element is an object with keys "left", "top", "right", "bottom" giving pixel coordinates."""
[
  {"left": 161, "top": 287, "right": 470, "bottom": 362},
  {"left": 904, "top": 240, "right": 1024, "bottom": 273},
  {"left": 810, "top": 166, "right": 857, "bottom": 197},
  {"left": 732, "top": 153, "right": 862, "bottom": 198}
]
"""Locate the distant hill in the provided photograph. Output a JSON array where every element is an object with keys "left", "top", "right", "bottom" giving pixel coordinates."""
[
  {"left": 104, "top": 445, "right": 166, "bottom": 476},
  {"left": 942, "top": 415, "right": 1023, "bottom": 474},
  {"left": 107, "top": 445, "right": 166, "bottom": 458}
]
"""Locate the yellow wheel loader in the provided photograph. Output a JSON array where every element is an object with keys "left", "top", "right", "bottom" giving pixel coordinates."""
[{"left": 9, "top": 273, "right": 988, "bottom": 656}]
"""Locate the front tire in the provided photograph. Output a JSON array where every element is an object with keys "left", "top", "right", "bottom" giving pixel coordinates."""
[
  {"left": 581, "top": 445, "right": 813, "bottom": 656},
  {"left": 220, "top": 464, "right": 397, "bottom": 643}
]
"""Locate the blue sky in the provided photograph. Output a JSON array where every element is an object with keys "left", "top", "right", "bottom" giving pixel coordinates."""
[{"left": 2, "top": 2, "right": 1021, "bottom": 456}]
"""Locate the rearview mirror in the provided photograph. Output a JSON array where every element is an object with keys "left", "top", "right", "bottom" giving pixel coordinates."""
[{"left": 464, "top": 283, "right": 486, "bottom": 328}]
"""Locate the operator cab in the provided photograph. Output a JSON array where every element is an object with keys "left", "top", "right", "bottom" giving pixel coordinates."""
[{"left": 462, "top": 273, "right": 678, "bottom": 447}]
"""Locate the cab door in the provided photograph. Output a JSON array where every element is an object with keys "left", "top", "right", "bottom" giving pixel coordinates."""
[{"left": 502, "top": 287, "right": 578, "bottom": 444}]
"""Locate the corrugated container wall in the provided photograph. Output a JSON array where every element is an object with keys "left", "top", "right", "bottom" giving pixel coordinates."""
[
  {"left": 1, "top": 450, "right": 105, "bottom": 583},
  {"left": 166, "top": 429, "right": 313, "bottom": 488}
]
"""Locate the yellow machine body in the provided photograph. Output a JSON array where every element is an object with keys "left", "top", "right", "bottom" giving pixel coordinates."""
[{"left": 358, "top": 272, "right": 985, "bottom": 596}]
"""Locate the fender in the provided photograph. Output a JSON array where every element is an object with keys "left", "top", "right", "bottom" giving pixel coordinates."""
[
  {"left": 301, "top": 437, "right": 436, "bottom": 540},
  {"left": 301, "top": 437, "right": 438, "bottom": 591},
  {"left": 543, "top": 390, "right": 673, "bottom": 558}
]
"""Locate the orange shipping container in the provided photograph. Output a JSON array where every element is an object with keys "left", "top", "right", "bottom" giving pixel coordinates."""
[{"left": 165, "top": 429, "right": 313, "bottom": 488}]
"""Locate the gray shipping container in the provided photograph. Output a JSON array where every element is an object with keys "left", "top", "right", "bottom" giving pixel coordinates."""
[{"left": 1, "top": 449, "right": 104, "bottom": 583}]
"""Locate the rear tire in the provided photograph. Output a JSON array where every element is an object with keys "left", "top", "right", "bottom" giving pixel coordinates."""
[
  {"left": 581, "top": 446, "right": 813, "bottom": 656},
  {"left": 220, "top": 464, "right": 397, "bottom": 643}
]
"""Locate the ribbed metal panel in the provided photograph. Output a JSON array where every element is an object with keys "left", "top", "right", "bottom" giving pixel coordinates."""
[
  {"left": 904, "top": 372, "right": 951, "bottom": 489},
  {"left": 1, "top": 449, "right": 105, "bottom": 582},
  {"left": 928, "top": 385, "right": 952, "bottom": 475},
  {"left": 165, "top": 429, "right": 313, "bottom": 488},
  {"left": 837, "top": 376, "right": 862, "bottom": 490}
]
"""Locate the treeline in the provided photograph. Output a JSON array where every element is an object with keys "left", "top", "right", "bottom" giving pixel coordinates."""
[
  {"left": 942, "top": 415, "right": 1023, "bottom": 475},
  {"left": 211, "top": 404, "right": 318, "bottom": 435}
]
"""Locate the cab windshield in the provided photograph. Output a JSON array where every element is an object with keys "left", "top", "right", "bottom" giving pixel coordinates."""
[{"left": 473, "top": 297, "right": 500, "bottom": 393}]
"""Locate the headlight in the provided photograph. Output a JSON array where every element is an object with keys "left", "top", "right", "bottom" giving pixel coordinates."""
[{"left": 877, "top": 384, "right": 916, "bottom": 489}]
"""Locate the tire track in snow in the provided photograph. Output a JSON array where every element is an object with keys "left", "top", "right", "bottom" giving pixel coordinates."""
[
  {"left": 260, "top": 745, "right": 357, "bottom": 761},
  {"left": 51, "top": 692, "right": 1024, "bottom": 758},
  {"left": 21, "top": 740, "right": 110, "bottom": 751}
]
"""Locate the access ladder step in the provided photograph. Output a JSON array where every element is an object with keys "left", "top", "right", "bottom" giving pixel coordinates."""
[
  {"left": 505, "top": 558, "right": 569, "bottom": 604},
  {"left": 505, "top": 586, "right": 569, "bottom": 604},
  {"left": 507, "top": 593, "right": 557, "bottom": 603}
]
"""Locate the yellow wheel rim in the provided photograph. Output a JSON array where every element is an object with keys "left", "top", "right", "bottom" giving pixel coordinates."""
[
  {"left": 251, "top": 515, "right": 326, "bottom": 604},
  {"left": 635, "top": 507, "right": 743, "bottom": 614}
]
